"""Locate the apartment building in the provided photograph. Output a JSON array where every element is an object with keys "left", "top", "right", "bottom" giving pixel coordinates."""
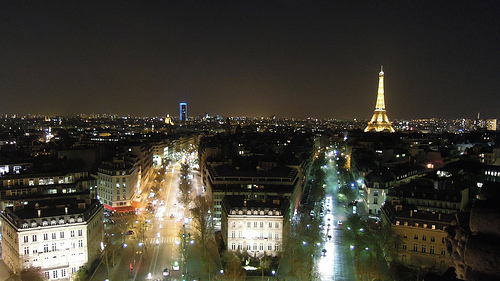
[
  {"left": 221, "top": 195, "right": 289, "bottom": 258},
  {"left": 0, "top": 198, "right": 103, "bottom": 279},
  {"left": 381, "top": 202, "right": 453, "bottom": 271}
]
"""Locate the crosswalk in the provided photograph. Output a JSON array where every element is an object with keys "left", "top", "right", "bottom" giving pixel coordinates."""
[
  {"left": 145, "top": 236, "right": 178, "bottom": 245},
  {"left": 154, "top": 211, "right": 184, "bottom": 219}
]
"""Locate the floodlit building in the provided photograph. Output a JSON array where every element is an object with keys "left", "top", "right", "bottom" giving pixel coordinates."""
[
  {"left": 96, "top": 155, "right": 140, "bottom": 212},
  {"left": 365, "top": 66, "right": 395, "bottom": 133},
  {"left": 180, "top": 102, "right": 187, "bottom": 122},
  {"left": 486, "top": 119, "right": 497, "bottom": 131},
  {"left": 386, "top": 176, "right": 469, "bottom": 215},
  {"left": 221, "top": 195, "right": 289, "bottom": 258},
  {"left": 381, "top": 203, "right": 453, "bottom": 271},
  {"left": 363, "top": 164, "right": 426, "bottom": 215},
  {"left": 0, "top": 198, "right": 103, "bottom": 279},
  {"left": 0, "top": 171, "right": 95, "bottom": 211},
  {"left": 199, "top": 133, "right": 312, "bottom": 228}
]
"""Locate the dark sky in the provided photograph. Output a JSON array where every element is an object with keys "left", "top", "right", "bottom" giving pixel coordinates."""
[{"left": 1, "top": 1, "right": 499, "bottom": 120}]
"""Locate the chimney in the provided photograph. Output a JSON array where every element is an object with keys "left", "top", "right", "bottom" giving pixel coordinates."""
[
  {"left": 13, "top": 204, "right": 24, "bottom": 212},
  {"left": 65, "top": 207, "right": 68, "bottom": 215},
  {"left": 38, "top": 209, "right": 41, "bottom": 218}
]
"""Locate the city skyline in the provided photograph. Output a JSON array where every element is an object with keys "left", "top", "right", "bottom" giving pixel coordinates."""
[{"left": 1, "top": 1, "right": 499, "bottom": 120}]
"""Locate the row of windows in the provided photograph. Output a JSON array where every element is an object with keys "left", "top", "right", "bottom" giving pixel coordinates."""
[
  {"left": 231, "top": 221, "right": 280, "bottom": 229},
  {"left": 44, "top": 268, "right": 66, "bottom": 279},
  {"left": 43, "top": 265, "right": 83, "bottom": 279},
  {"left": 23, "top": 230, "right": 83, "bottom": 243},
  {"left": 22, "top": 217, "right": 83, "bottom": 228},
  {"left": 3, "top": 176, "right": 75, "bottom": 187},
  {"left": 230, "top": 242, "right": 280, "bottom": 252},
  {"left": 99, "top": 176, "right": 128, "bottom": 182},
  {"left": 230, "top": 231, "right": 280, "bottom": 239},
  {"left": 24, "top": 240, "right": 84, "bottom": 254},
  {"left": 396, "top": 221, "right": 438, "bottom": 229},
  {"left": 402, "top": 233, "right": 445, "bottom": 243},
  {"left": 398, "top": 243, "right": 446, "bottom": 255}
]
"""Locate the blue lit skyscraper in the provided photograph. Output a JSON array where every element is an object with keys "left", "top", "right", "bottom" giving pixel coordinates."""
[{"left": 180, "top": 102, "right": 187, "bottom": 122}]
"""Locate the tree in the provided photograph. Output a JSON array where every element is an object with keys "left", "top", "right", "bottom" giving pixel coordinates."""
[
  {"left": 259, "top": 253, "right": 272, "bottom": 280},
  {"left": 221, "top": 250, "right": 246, "bottom": 281},
  {"left": 178, "top": 177, "right": 192, "bottom": 209},
  {"left": 343, "top": 216, "right": 399, "bottom": 280},
  {"left": 190, "top": 195, "right": 217, "bottom": 275},
  {"left": 12, "top": 267, "right": 46, "bottom": 281},
  {"left": 72, "top": 267, "right": 89, "bottom": 281},
  {"left": 178, "top": 163, "right": 193, "bottom": 209}
]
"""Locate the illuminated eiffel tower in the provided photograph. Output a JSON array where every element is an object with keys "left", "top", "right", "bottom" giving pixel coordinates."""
[{"left": 365, "top": 65, "right": 395, "bottom": 132}]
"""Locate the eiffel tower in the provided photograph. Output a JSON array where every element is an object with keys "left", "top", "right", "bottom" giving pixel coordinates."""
[{"left": 365, "top": 65, "right": 395, "bottom": 132}]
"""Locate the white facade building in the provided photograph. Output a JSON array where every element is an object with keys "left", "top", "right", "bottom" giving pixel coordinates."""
[
  {"left": 221, "top": 196, "right": 289, "bottom": 258},
  {"left": 0, "top": 198, "right": 103, "bottom": 279},
  {"left": 96, "top": 156, "right": 139, "bottom": 209}
]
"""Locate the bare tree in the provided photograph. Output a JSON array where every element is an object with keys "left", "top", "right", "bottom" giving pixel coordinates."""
[
  {"left": 12, "top": 266, "right": 46, "bottom": 281},
  {"left": 190, "top": 195, "right": 217, "bottom": 274},
  {"left": 259, "top": 253, "right": 272, "bottom": 281},
  {"left": 221, "top": 251, "right": 246, "bottom": 281},
  {"left": 178, "top": 177, "right": 192, "bottom": 209},
  {"left": 178, "top": 163, "right": 193, "bottom": 209}
]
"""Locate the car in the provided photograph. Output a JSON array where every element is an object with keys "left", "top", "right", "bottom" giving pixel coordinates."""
[
  {"left": 172, "top": 261, "right": 180, "bottom": 271},
  {"left": 126, "top": 230, "right": 135, "bottom": 235},
  {"left": 170, "top": 213, "right": 175, "bottom": 219},
  {"left": 163, "top": 268, "right": 170, "bottom": 276},
  {"left": 337, "top": 220, "right": 343, "bottom": 229}
]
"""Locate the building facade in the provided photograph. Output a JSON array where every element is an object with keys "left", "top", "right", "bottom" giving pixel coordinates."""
[
  {"left": 96, "top": 156, "right": 139, "bottom": 210},
  {"left": 221, "top": 196, "right": 289, "bottom": 258},
  {"left": 0, "top": 171, "right": 95, "bottom": 210},
  {"left": 0, "top": 198, "right": 103, "bottom": 279},
  {"left": 180, "top": 102, "right": 187, "bottom": 122},
  {"left": 205, "top": 164, "right": 302, "bottom": 228},
  {"left": 381, "top": 203, "right": 453, "bottom": 271},
  {"left": 363, "top": 164, "right": 425, "bottom": 215}
]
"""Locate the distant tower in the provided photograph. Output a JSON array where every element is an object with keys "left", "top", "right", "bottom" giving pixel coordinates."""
[
  {"left": 179, "top": 102, "right": 187, "bottom": 122},
  {"left": 365, "top": 66, "right": 395, "bottom": 132}
]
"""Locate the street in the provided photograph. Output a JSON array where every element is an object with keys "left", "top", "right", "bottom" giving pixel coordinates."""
[
  {"left": 91, "top": 161, "right": 191, "bottom": 281},
  {"left": 314, "top": 146, "right": 355, "bottom": 280}
]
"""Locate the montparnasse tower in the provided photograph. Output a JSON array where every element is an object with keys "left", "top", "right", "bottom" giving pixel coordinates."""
[{"left": 364, "top": 65, "right": 395, "bottom": 132}]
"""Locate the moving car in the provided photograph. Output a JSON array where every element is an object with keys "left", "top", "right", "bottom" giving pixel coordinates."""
[
  {"left": 172, "top": 261, "right": 180, "bottom": 271},
  {"left": 163, "top": 268, "right": 170, "bottom": 276}
]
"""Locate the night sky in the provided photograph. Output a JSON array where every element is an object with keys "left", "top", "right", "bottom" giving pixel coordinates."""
[{"left": 1, "top": 1, "right": 499, "bottom": 120}]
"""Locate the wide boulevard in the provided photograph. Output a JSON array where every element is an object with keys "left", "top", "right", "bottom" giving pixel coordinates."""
[{"left": 91, "top": 160, "right": 201, "bottom": 281}]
